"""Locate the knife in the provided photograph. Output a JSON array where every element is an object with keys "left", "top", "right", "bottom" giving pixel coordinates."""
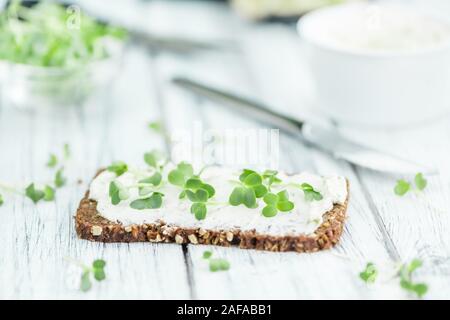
[{"left": 172, "top": 77, "right": 437, "bottom": 175}]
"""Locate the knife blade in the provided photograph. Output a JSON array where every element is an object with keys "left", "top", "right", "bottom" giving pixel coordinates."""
[{"left": 172, "top": 77, "right": 437, "bottom": 175}]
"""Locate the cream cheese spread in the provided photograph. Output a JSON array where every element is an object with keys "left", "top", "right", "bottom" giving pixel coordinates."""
[
  {"left": 301, "top": 3, "right": 450, "bottom": 54},
  {"left": 89, "top": 166, "right": 347, "bottom": 236}
]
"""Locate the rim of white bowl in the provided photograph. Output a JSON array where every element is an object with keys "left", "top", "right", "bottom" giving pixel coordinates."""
[{"left": 297, "top": 2, "right": 450, "bottom": 58}]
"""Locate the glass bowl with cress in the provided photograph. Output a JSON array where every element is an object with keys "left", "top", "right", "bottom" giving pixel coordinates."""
[{"left": 0, "top": 1, "right": 127, "bottom": 110}]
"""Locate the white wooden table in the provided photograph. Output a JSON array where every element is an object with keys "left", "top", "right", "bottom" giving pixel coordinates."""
[{"left": 1, "top": 0, "right": 450, "bottom": 299}]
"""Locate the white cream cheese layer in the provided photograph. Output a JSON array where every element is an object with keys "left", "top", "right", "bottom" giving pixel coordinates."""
[{"left": 89, "top": 166, "right": 347, "bottom": 236}]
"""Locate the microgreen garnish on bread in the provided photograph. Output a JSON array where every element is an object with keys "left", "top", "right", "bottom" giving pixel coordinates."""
[
  {"left": 107, "top": 161, "right": 128, "bottom": 177},
  {"left": 77, "top": 156, "right": 349, "bottom": 253},
  {"left": 262, "top": 190, "right": 294, "bottom": 218},
  {"left": 300, "top": 183, "right": 323, "bottom": 201},
  {"left": 168, "top": 162, "right": 216, "bottom": 220}
]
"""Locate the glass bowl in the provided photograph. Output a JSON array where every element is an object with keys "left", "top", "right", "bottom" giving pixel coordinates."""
[{"left": 0, "top": 41, "right": 124, "bottom": 110}]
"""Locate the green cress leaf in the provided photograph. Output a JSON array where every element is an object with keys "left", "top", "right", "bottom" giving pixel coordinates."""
[
  {"left": 168, "top": 169, "right": 186, "bottom": 187},
  {"left": 92, "top": 259, "right": 106, "bottom": 281},
  {"left": 139, "top": 186, "right": 153, "bottom": 196},
  {"left": 243, "top": 173, "right": 262, "bottom": 187},
  {"left": 0, "top": 193, "right": 3, "bottom": 206},
  {"left": 47, "top": 154, "right": 58, "bottom": 168},
  {"left": 200, "top": 183, "right": 215, "bottom": 198},
  {"left": 209, "top": 259, "right": 220, "bottom": 272},
  {"left": 25, "top": 183, "right": 45, "bottom": 204},
  {"left": 177, "top": 162, "right": 194, "bottom": 177},
  {"left": 394, "top": 179, "right": 411, "bottom": 196},
  {"left": 263, "top": 170, "right": 282, "bottom": 186},
  {"left": 93, "top": 268, "right": 106, "bottom": 281},
  {"left": 242, "top": 188, "right": 257, "bottom": 208},
  {"left": 148, "top": 121, "right": 163, "bottom": 133},
  {"left": 262, "top": 205, "right": 277, "bottom": 217},
  {"left": 43, "top": 185, "right": 55, "bottom": 201},
  {"left": 414, "top": 173, "right": 427, "bottom": 191},
  {"left": 93, "top": 259, "right": 106, "bottom": 269},
  {"left": 399, "top": 259, "right": 428, "bottom": 298},
  {"left": 263, "top": 193, "right": 278, "bottom": 205},
  {"left": 239, "top": 169, "right": 256, "bottom": 183},
  {"left": 191, "top": 203, "right": 207, "bottom": 220},
  {"left": 130, "top": 192, "right": 163, "bottom": 210},
  {"left": 229, "top": 187, "right": 245, "bottom": 206},
  {"left": 108, "top": 181, "right": 122, "bottom": 205},
  {"left": 118, "top": 188, "right": 130, "bottom": 201},
  {"left": 218, "top": 259, "right": 230, "bottom": 271},
  {"left": 203, "top": 250, "right": 212, "bottom": 259},
  {"left": 139, "top": 172, "right": 162, "bottom": 186},
  {"left": 63, "top": 143, "right": 71, "bottom": 159},
  {"left": 252, "top": 184, "right": 268, "bottom": 198},
  {"left": 54, "top": 168, "right": 67, "bottom": 188},
  {"left": 209, "top": 258, "right": 230, "bottom": 272},
  {"left": 408, "top": 259, "right": 423, "bottom": 273},
  {"left": 185, "top": 178, "right": 203, "bottom": 190},
  {"left": 144, "top": 150, "right": 165, "bottom": 169},
  {"left": 277, "top": 190, "right": 289, "bottom": 202},
  {"left": 80, "top": 270, "right": 92, "bottom": 292},
  {"left": 300, "top": 183, "right": 323, "bottom": 201},
  {"left": 186, "top": 189, "right": 209, "bottom": 203},
  {"left": 107, "top": 161, "right": 128, "bottom": 177},
  {"left": 277, "top": 201, "right": 294, "bottom": 212},
  {"left": 412, "top": 283, "right": 428, "bottom": 298},
  {"left": 359, "top": 262, "right": 378, "bottom": 284}
]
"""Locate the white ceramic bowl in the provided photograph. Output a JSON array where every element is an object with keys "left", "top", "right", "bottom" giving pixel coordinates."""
[{"left": 298, "top": 3, "right": 450, "bottom": 128}]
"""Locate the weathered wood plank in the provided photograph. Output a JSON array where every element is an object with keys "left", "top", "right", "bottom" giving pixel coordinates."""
[{"left": 0, "top": 46, "right": 190, "bottom": 299}]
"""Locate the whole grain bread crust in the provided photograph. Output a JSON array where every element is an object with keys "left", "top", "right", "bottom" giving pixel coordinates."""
[{"left": 75, "top": 175, "right": 349, "bottom": 253}]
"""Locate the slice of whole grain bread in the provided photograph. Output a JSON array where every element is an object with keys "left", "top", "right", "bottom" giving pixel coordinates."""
[{"left": 75, "top": 175, "right": 349, "bottom": 253}]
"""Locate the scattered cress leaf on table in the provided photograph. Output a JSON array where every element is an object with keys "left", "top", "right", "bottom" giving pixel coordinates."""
[
  {"left": 394, "top": 179, "right": 411, "bottom": 196},
  {"left": 148, "top": 121, "right": 164, "bottom": 133},
  {"left": 46, "top": 154, "right": 58, "bottom": 168},
  {"left": 54, "top": 168, "right": 67, "bottom": 188},
  {"left": 399, "top": 259, "right": 428, "bottom": 298},
  {"left": 414, "top": 173, "right": 427, "bottom": 191},
  {"left": 209, "top": 258, "right": 230, "bottom": 272},
  {"left": 79, "top": 259, "right": 107, "bottom": 292},
  {"left": 43, "top": 185, "right": 55, "bottom": 201},
  {"left": 80, "top": 271, "right": 92, "bottom": 292},
  {"left": 359, "top": 262, "right": 378, "bottom": 284},
  {"left": 25, "top": 183, "right": 45, "bottom": 204},
  {"left": 63, "top": 143, "right": 71, "bottom": 159},
  {"left": 92, "top": 259, "right": 106, "bottom": 281},
  {"left": 0, "top": 193, "right": 3, "bottom": 206},
  {"left": 203, "top": 250, "right": 212, "bottom": 259}
]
